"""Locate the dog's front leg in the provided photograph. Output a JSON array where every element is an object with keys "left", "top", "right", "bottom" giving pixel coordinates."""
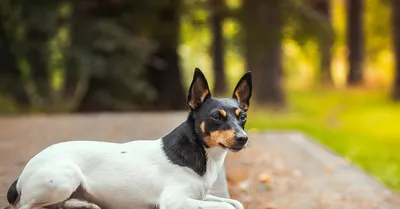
[
  {"left": 159, "top": 197, "right": 237, "bottom": 209},
  {"left": 204, "top": 195, "right": 244, "bottom": 209}
]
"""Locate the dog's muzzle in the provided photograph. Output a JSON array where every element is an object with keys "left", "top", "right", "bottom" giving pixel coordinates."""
[{"left": 229, "top": 131, "right": 248, "bottom": 152}]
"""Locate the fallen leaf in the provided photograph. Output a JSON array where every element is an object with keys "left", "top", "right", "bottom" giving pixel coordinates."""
[
  {"left": 238, "top": 180, "right": 250, "bottom": 192},
  {"left": 227, "top": 169, "right": 248, "bottom": 184},
  {"left": 258, "top": 172, "right": 272, "bottom": 183},
  {"left": 324, "top": 165, "right": 333, "bottom": 173}
]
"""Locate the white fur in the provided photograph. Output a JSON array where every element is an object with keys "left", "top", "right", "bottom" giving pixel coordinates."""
[
  {"left": 61, "top": 199, "right": 101, "bottom": 209},
  {"left": 12, "top": 138, "right": 243, "bottom": 209}
]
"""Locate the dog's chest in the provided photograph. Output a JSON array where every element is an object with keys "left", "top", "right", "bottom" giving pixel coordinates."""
[
  {"left": 201, "top": 164, "right": 219, "bottom": 196},
  {"left": 201, "top": 148, "right": 227, "bottom": 196}
]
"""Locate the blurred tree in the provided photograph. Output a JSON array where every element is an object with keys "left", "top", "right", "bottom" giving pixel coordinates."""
[
  {"left": 72, "top": 0, "right": 156, "bottom": 112},
  {"left": 0, "top": 0, "right": 85, "bottom": 111},
  {"left": 346, "top": 0, "right": 365, "bottom": 85},
  {"left": 391, "top": 0, "right": 400, "bottom": 100},
  {"left": 210, "top": 0, "right": 227, "bottom": 95},
  {"left": 0, "top": 0, "right": 156, "bottom": 112},
  {"left": 0, "top": 7, "right": 29, "bottom": 106},
  {"left": 242, "top": 0, "right": 285, "bottom": 106},
  {"left": 312, "top": 0, "right": 333, "bottom": 85},
  {"left": 145, "top": 0, "right": 187, "bottom": 110},
  {"left": 283, "top": 0, "right": 334, "bottom": 87}
]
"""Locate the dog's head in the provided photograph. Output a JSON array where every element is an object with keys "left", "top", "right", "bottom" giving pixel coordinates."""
[{"left": 187, "top": 68, "right": 252, "bottom": 152}]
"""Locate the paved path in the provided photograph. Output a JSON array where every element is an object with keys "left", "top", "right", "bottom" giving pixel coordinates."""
[
  {"left": 0, "top": 112, "right": 399, "bottom": 209},
  {"left": 226, "top": 132, "right": 400, "bottom": 209}
]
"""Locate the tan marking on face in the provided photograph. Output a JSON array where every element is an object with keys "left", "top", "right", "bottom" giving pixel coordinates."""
[
  {"left": 235, "top": 109, "right": 242, "bottom": 116},
  {"left": 219, "top": 109, "right": 227, "bottom": 117},
  {"left": 200, "top": 121, "right": 206, "bottom": 133},
  {"left": 204, "top": 129, "right": 235, "bottom": 148}
]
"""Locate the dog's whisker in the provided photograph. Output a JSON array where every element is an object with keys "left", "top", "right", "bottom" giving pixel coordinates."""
[
  {"left": 244, "top": 140, "right": 252, "bottom": 149},
  {"left": 248, "top": 141, "right": 253, "bottom": 148}
]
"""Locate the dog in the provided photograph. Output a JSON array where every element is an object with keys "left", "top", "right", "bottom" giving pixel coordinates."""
[{"left": 5, "top": 68, "right": 252, "bottom": 209}]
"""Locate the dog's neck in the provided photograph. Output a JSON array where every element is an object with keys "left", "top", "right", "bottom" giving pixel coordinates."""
[
  {"left": 161, "top": 114, "right": 227, "bottom": 177},
  {"left": 205, "top": 146, "right": 227, "bottom": 173}
]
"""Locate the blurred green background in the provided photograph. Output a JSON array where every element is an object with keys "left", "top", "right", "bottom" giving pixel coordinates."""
[{"left": 1, "top": 0, "right": 400, "bottom": 191}]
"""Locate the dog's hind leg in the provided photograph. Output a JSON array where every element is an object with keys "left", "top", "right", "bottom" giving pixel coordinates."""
[
  {"left": 17, "top": 163, "right": 84, "bottom": 209},
  {"left": 19, "top": 205, "right": 45, "bottom": 209}
]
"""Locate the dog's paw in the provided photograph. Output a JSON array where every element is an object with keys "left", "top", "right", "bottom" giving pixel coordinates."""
[
  {"left": 219, "top": 202, "right": 237, "bottom": 209},
  {"left": 226, "top": 199, "right": 244, "bottom": 209}
]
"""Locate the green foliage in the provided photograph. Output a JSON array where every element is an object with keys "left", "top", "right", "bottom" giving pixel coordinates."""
[
  {"left": 179, "top": 0, "right": 213, "bottom": 89},
  {"left": 284, "top": 0, "right": 333, "bottom": 46},
  {"left": 247, "top": 89, "right": 400, "bottom": 190},
  {"left": 179, "top": 0, "right": 245, "bottom": 92},
  {"left": 0, "top": 93, "right": 18, "bottom": 114},
  {"left": 0, "top": 0, "right": 69, "bottom": 111},
  {"left": 364, "top": 0, "right": 394, "bottom": 86},
  {"left": 71, "top": 19, "right": 156, "bottom": 110},
  {"left": 0, "top": 0, "right": 157, "bottom": 112},
  {"left": 365, "top": 0, "right": 391, "bottom": 57}
]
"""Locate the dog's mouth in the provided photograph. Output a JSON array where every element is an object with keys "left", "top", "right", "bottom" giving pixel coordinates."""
[{"left": 218, "top": 143, "right": 243, "bottom": 152}]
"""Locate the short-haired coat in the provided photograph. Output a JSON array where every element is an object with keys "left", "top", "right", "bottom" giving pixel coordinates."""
[{"left": 6, "top": 68, "right": 252, "bottom": 209}]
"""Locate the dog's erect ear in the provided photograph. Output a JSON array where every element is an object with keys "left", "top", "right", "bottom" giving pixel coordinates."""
[
  {"left": 187, "top": 68, "right": 212, "bottom": 110},
  {"left": 232, "top": 72, "right": 252, "bottom": 111}
]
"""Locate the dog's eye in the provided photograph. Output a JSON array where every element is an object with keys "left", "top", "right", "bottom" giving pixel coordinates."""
[
  {"left": 239, "top": 114, "right": 247, "bottom": 122},
  {"left": 211, "top": 112, "right": 223, "bottom": 121}
]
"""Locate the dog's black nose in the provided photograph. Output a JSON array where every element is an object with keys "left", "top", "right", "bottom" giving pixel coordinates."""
[{"left": 235, "top": 135, "right": 248, "bottom": 144}]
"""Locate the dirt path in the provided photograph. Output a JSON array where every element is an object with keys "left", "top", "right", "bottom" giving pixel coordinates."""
[{"left": 0, "top": 112, "right": 399, "bottom": 209}]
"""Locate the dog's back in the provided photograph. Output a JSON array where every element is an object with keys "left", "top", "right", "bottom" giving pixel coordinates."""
[{"left": 10, "top": 139, "right": 188, "bottom": 209}]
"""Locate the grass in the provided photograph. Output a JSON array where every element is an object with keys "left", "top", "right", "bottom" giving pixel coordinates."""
[{"left": 246, "top": 88, "right": 400, "bottom": 191}]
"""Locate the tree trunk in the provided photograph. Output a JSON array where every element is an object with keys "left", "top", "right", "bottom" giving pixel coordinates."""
[
  {"left": 210, "top": 0, "right": 227, "bottom": 95},
  {"left": 242, "top": 0, "right": 285, "bottom": 106},
  {"left": 0, "top": 16, "right": 29, "bottom": 106},
  {"left": 27, "top": 24, "right": 52, "bottom": 100},
  {"left": 313, "top": 0, "right": 333, "bottom": 85},
  {"left": 346, "top": 0, "right": 364, "bottom": 85},
  {"left": 145, "top": 0, "right": 186, "bottom": 110},
  {"left": 391, "top": 0, "right": 400, "bottom": 100},
  {"left": 75, "top": 0, "right": 157, "bottom": 112}
]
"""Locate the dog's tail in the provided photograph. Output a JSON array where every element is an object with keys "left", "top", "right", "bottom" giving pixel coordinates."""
[{"left": 6, "top": 178, "right": 19, "bottom": 208}]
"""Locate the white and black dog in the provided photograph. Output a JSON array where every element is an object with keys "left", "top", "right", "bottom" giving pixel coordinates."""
[{"left": 6, "top": 68, "right": 252, "bottom": 209}]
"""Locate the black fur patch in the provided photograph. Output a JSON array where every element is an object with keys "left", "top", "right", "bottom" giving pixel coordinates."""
[
  {"left": 162, "top": 114, "right": 208, "bottom": 176},
  {"left": 7, "top": 178, "right": 19, "bottom": 205},
  {"left": 162, "top": 68, "right": 252, "bottom": 176}
]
